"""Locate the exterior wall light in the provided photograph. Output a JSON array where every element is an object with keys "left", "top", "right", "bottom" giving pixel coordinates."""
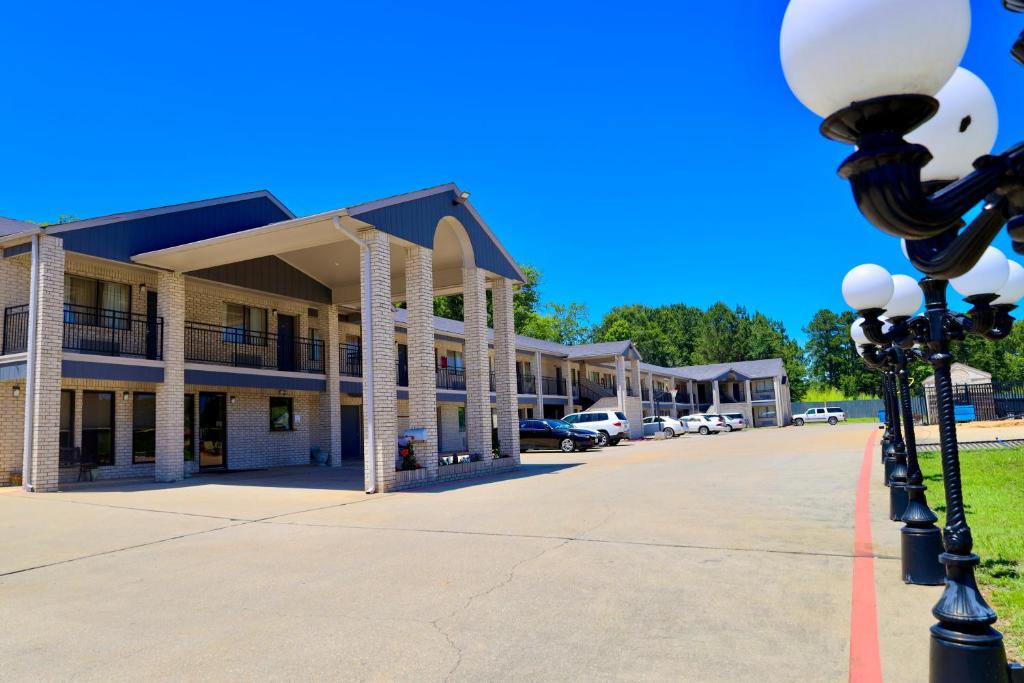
[
  {"left": 230, "top": 395, "right": 237, "bottom": 405},
  {"left": 122, "top": 391, "right": 130, "bottom": 401},
  {"left": 12, "top": 385, "right": 20, "bottom": 398}
]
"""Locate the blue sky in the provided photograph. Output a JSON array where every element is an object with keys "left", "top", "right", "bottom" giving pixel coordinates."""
[{"left": 2, "top": 1, "right": 1022, "bottom": 342}]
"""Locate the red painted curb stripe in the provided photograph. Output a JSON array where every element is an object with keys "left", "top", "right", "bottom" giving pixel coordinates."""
[{"left": 850, "top": 430, "right": 883, "bottom": 683}]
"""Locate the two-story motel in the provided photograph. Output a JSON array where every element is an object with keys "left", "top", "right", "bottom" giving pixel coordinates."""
[{"left": 0, "top": 187, "right": 792, "bottom": 494}]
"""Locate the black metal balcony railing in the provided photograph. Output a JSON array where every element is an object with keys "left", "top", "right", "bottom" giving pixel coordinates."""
[
  {"left": 185, "top": 321, "right": 324, "bottom": 374},
  {"left": 541, "top": 376, "right": 567, "bottom": 396},
  {"left": 517, "top": 372, "right": 536, "bottom": 394},
  {"left": 437, "top": 366, "right": 466, "bottom": 391},
  {"left": 641, "top": 387, "right": 650, "bottom": 400},
  {"left": 339, "top": 343, "right": 362, "bottom": 377},
  {"left": 2, "top": 305, "right": 28, "bottom": 355},
  {"left": 3, "top": 304, "right": 163, "bottom": 359},
  {"left": 654, "top": 390, "right": 673, "bottom": 403}
]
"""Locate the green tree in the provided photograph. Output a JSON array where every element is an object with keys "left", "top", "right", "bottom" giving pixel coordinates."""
[{"left": 802, "top": 309, "right": 878, "bottom": 398}]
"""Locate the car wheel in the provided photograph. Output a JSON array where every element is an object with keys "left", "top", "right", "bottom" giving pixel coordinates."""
[
  {"left": 663, "top": 428, "right": 674, "bottom": 438},
  {"left": 828, "top": 416, "right": 838, "bottom": 425},
  {"left": 596, "top": 431, "right": 610, "bottom": 447},
  {"left": 794, "top": 418, "right": 804, "bottom": 426},
  {"left": 560, "top": 438, "right": 576, "bottom": 453},
  {"left": 610, "top": 437, "right": 622, "bottom": 446},
  {"left": 699, "top": 426, "right": 709, "bottom": 435},
  {"left": 724, "top": 425, "right": 733, "bottom": 432}
]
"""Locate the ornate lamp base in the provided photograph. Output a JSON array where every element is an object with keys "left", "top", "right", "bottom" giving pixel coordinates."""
[
  {"left": 901, "top": 525, "right": 945, "bottom": 585},
  {"left": 930, "top": 624, "right": 1009, "bottom": 683},
  {"left": 889, "top": 480, "right": 908, "bottom": 521}
]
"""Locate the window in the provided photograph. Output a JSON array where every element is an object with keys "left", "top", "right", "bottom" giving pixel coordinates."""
[
  {"left": 224, "top": 303, "right": 267, "bottom": 344},
  {"left": 59, "top": 390, "right": 74, "bottom": 449},
  {"left": 82, "top": 391, "right": 114, "bottom": 466},
  {"left": 269, "top": 397, "right": 293, "bottom": 431},
  {"left": 458, "top": 407, "right": 466, "bottom": 432},
  {"left": 447, "top": 350, "right": 465, "bottom": 370},
  {"left": 615, "top": 412, "right": 627, "bottom": 420},
  {"left": 184, "top": 394, "right": 195, "bottom": 461},
  {"left": 64, "top": 275, "right": 131, "bottom": 328},
  {"left": 132, "top": 392, "right": 156, "bottom": 463}
]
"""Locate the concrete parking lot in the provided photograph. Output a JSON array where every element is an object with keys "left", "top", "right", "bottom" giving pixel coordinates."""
[{"left": 0, "top": 425, "right": 934, "bottom": 681}]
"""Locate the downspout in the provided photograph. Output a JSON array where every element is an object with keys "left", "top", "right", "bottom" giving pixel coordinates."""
[
  {"left": 21, "top": 234, "right": 40, "bottom": 491},
  {"left": 333, "top": 217, "right": 376, "bottom": 494}
]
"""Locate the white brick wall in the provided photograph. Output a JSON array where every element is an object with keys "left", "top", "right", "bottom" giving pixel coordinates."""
[
  {"left": 29, "top": 236, "right": 65, "bottom": 492},
  {"left": 462, "top": 267, "right": 490, "bottom": 460},
  {"left": 491, "top": 278, "right": 520, "bottom": 461},
  {"left": 405, "top": 246, "right": 439, "bottom": 477},
  {"left": 155, "top": 271, "right": 185, "bottom": 482}
]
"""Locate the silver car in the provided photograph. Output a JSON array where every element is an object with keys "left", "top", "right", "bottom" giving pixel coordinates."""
[{"left": 793, "top": 407, "right": 847, "bottom": 426}]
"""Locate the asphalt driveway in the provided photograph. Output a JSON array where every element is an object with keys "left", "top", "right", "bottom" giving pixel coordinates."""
[{"left": 0, "top": 425, "right": 934, "bottom": 681}]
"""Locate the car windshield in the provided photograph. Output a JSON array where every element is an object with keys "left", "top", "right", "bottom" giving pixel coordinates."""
[{"left": 547, "top": 419, "right": 572, "bottom": 429}]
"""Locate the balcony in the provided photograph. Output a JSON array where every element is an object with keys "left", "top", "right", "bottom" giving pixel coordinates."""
[
  {"left": 517, "top": 373, "right": 536, "bottom": 394},
  {"left": 641, "top": 387, "right": 650, "bottom": 400},
  {"left": 185, "top": 321, "right": 324, "bottom": 374},
  {"left": 339, "top": 342, "right": 362, "bottom": 377},
  {"left": 541, "top": 375, "right": 567, "bottom": 396},
  {"left": 436, "top": 366, "right": 466, "bottom": 391},
  {"left": 3, "top": 304, "right": 163, "bottom": 359},
  {"left": 751, "top": 390, "right": 776, "bottom": 401},
  {"left": 653, "top": 390, "right": 673, "bottom": 403}
]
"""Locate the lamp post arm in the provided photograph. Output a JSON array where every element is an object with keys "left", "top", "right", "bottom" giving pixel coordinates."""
[{"left": 904, "top": 196, "right": 1012, "bottom": 279}]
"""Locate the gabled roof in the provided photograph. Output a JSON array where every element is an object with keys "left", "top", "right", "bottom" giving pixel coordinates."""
[
  {"left": 0, "top": 217, "right": 38, "bottom": 241},
  {"left": 670, "top": 358, "right": 786, "bottom": 382},
  {"left": 566, "top": 340, "right": 641, "bottom": 361}
]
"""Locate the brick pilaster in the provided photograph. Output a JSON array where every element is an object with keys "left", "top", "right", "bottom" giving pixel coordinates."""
[
  {"left": 360, "top": 230, "right": 397, "bottom": 491},
  {"left": 155, "top": 271, "right": 185, "bottom": 482},
  {"left": 463, "top": 266, "right": 490, "bottom": 460},
  {"left": 405, "top": 246, "right": 438, "bottom": 477},
  {"left": 322, "top": 302, "right": 343, "bottom": 465},
  {"left": 27, "top": 235, "right": 64, "bottom": 492},
  {"left": 534, "top": 350, "right": 544, "bottom": 419},
  {"left": 491, "top": 277, "right": 519, "bottom": 461},
  {"left": 615, "top": 355, "right": 626, "bottom": 411}
]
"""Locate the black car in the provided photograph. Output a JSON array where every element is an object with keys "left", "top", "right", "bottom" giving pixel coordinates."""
[{"left": 519, "top": 418, "right": 599, "bottom": 453}]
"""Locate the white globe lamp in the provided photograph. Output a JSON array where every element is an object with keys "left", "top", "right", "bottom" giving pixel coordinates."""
[
  {"left": 993, "top": 260, "right": 1024, "bottom": 305},
  {"left": 842, "top": 264, "right": 895, "bottom": 311},
  {"left": 950, "top": 247, "right": 1010, "bottom": 298},
  {"left": 851, "top": 318, "right": 870, "bottom": 348},
  {"left": 907, "top": 68, "right": 999, "bottom": 181},
  {"left": 884, "top": 275, "right": 924, "bottom": 317},
  {"left": 780, "top": 0, "right": 971, "bottom": 118}
]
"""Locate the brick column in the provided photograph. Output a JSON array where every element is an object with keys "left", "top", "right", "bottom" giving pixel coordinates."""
[
  {"left": 533, "top": 350, "right": 544, "bottom": 419},
  {"left": 688, "top": 380, "right": 696, "bottom": 413},
  {"left": 26, "top": 235, "right": 64, "bottom": 492},
  {"left": 463, "top": 267, "right": 490, "bottom": 460},
  {"left": 630, "top": 359, "right": 641, "bottom": 401},
  {"left": 774, "top": 376, "right": 783, "bottom": 428},
  {"left": 712, "top": 380, "right": 721, "bottom": 412},
  {"left": 322, "top": 302, "right": 343, "bottom": 466},
  {"left": 406, "top": 246, "right": 438, "bottom": 477},
  {"left": 614, "top": 355, "right": 626, "bottom": 411},
  {"left": 155, "top": 271, "right": 185, "bottom": 482},
  {"left": 491, "top": 278, "right": 519, "bottom": 461},
  {"left": 563, "top": 358, "right": 573, "bottom": 411},
  {"left": 361, "top": 230, "right": 397, "bottom": 491}
]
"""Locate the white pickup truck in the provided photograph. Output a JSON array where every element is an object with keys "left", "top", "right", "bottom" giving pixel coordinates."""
[{"left": 793, "top": 407, "right": 847, "bottom": 426}]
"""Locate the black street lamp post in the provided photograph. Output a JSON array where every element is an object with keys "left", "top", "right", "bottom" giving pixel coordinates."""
[{"left": 782, "top": 1, "right": 1024, "bottom": 678}]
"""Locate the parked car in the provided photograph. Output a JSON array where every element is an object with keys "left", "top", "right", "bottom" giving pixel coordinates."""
[
  {"left": 793, "top": 407, "right": 847, "bottom": 426},
  {"left": 714, "top": 412, "right": 746, "bottom": 432},
  {"left": 642, "top": 415, "right": 686, "bottom": 437},
  {"left": 562, "top": 410, "right": 631, "bottom": 446},
  {"left": 680, "top": 414, "right": 725, "bottom": 435},
  {"left": 519, "top": 419, "right": 599, "bottom": 453}
]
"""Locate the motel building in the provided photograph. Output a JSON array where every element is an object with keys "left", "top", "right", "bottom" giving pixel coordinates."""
[
  {"left": 0, "top": 185, "right": 528, "bottom": 493},
  {"left": 0, "top": 186, "right": 793, "bottom": 494}
]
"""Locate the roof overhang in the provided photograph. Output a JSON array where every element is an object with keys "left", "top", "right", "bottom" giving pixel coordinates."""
[{"left": 131, "top": 210, "right": 370, "bottom": 272}]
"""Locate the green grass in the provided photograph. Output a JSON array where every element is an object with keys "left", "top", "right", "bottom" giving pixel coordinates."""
[
  {"left": 917, "top": 446, "right": 1024, "bottom": 656},
  {"left": 801, "top": 386, "right": 877, "bottom": 402}
]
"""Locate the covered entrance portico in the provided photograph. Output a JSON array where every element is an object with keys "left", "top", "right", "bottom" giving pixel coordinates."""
[{"left": 124, "top": 185, "right": 528, "bottom": 493}]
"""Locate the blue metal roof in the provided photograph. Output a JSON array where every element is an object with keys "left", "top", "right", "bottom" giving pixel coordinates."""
[
  {"left": 349, "top": 186, "right": 522, "bottom": 281},
  {"left": 53, "top": 193, "right": 293, "bottom": 263}
]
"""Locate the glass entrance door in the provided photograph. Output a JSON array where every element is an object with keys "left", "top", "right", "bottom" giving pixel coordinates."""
[{"left": 199, "top": 392, "right": 227, "bottom": 468}]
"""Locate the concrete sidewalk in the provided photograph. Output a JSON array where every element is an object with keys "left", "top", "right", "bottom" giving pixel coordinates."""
[{"left": 0, "top": 426, "right": 933, "bottom": 681}]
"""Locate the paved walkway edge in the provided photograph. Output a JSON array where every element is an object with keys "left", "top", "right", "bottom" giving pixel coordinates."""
[{"left": 850, "top": 430, "right": 882, "bottom": 682}]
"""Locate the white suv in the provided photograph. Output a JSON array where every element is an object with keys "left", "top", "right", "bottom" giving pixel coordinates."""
[
  {"left": 643, "top": 415, "right": 686, "bottom": 437},
  {"left": 793, "top": 407, "right": 847, "bottom": 426},
  {"left": 680, "top": 414, "right": 724, "bottom": 435},
  {"left": 563, "top": 410, "right": 631, "bottom": 446}
]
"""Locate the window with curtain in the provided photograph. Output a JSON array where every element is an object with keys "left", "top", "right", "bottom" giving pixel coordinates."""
[
  {"left": 64, "top": 275, "right": 131, "bottom": 328},
  {"left": 132, "top": 392, "right": 156, "bottom": 463},
  {"left": 82, "top": 391, "right": 114, "bottom": 466},
  {"left": 223, "top": 303, "right": 267, "bottom": 345},
  {"left": 59, "top": 390, "right": 74, "bottom": 449}
]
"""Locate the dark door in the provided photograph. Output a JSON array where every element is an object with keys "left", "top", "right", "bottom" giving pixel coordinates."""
[
  {"left": 341, "top": 405, "right": 362, "bottom": 460},
  {"left": 199, "top": 392, "right": 227, "bottom": 468},
  {"left": 277, "top": 315, "right": 296, "bottom": 371},
  {"left": 397, "top": 343, "right": 409, "bottom": 386},
  {"left": 146, "top": 290, "right": 159, "bottom": 360}
]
